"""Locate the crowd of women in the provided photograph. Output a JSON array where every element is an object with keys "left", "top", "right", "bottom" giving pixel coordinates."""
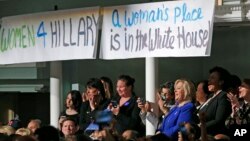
[{"left": 0, "top": 66, "right": 250, "bottom": 141}]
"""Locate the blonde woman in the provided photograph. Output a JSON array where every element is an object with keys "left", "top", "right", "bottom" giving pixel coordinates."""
[
  {"left": 15, "top": 128, "right": 32, "bottom": 136},
  {"left": 157, "top": 78, "right": 196, "bottom": 141},
  {"left": 0, "top": 125, "right": 15, "bottom": 136}
]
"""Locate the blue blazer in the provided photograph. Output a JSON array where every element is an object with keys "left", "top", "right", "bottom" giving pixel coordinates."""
[{"left": 159, "top": 102, "right": 195, "bottom": 141}]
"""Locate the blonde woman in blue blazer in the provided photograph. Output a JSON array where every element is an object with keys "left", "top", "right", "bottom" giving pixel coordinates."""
[{"left": 157, "top": 78, "right": 196, "bottom": 141}]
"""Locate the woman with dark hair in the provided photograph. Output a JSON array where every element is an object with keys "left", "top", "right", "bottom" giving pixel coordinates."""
[
  {"left": 59, "top": 90, "right": 82, "bottom": 128},
  {"left": 100, "top": 76, "right": 114, "bottom": 100},
  {"left": 226, "top": 74, "right": 241, "bottom": 96},
  {"left": 226, "top": 78, "right": 250, "bottom": 139},
  {"left": 158, "top": 81, "right": 176, "bottom": 114},
  {"left": 195, "top": 80, "right": 211, "bottom": 111},
  {"left": 138, "top": 81, "right": 175, "bottom": 130},
  {"left": 108, "top": 75, "right": 142, "bottom": 135},
  {"left": 79, "top": 78, "right": 110, "bottom": 131},
  {"left": 199, "top": 66, "right": 232, "bottom": 136}
]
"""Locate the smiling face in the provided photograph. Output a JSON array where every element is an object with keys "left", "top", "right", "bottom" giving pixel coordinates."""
[
  {"left": 87, "top": 87, "right": 101, "bottom": 105},
  {"left": 208, "top": 71, "right": 222, "bottom": 92},
  {"left": 174, "top": 81, "right": 185, "bottom": 103},
  {"left": 61, "top": 120, "right": 78, "bottom": 137},
  {"left": 116, "top": 80, "right": 131, "bottom": 97},
  {"left": 239, "top": 82, "right": 250, "bottom": 99}
]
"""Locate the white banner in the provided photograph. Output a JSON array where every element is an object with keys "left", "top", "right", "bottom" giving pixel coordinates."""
[
  {"left": 100, "top": 0, "right": 215, "bottom": 59},
  {"left": 0, "top": 7, "right": 100, "bottom": 64}
]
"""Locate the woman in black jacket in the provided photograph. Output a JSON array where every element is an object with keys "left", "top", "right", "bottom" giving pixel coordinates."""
[{"left": 107, "top": 74, "right": 143, "bottom": 135}]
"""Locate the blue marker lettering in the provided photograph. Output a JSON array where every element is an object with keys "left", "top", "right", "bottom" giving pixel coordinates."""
[
  {"left": 37, "top": 21, "right": 47, "bottom": 48},
  {"left": 112, "top": 9, "right": 121, "bottom": 28}
]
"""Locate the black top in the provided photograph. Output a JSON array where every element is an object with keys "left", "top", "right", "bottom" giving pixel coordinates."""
[
  {"left": 79, "top": 99, "right": 110, "bottom": 131},
  {"left": 59, "top": 110, "right": 80, "bottom": 125},
  {"left": 112, "top": 95, "right": 143, "bottom": 134}
]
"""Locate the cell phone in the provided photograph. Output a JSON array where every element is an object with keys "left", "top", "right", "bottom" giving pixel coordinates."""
[
  {"left": 111, "top": 100, "right": 118, "bottom": 108},
  {"left": 139, "top": 98, "right": 146, "bottom": 104},
  {"left": 160, "top": 95, "right": 167, "bottom": 101}
]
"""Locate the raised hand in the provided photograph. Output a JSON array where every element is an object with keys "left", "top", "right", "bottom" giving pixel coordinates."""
[{"left": 227, "top": 92, "right": 240, "bottom": 116}]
